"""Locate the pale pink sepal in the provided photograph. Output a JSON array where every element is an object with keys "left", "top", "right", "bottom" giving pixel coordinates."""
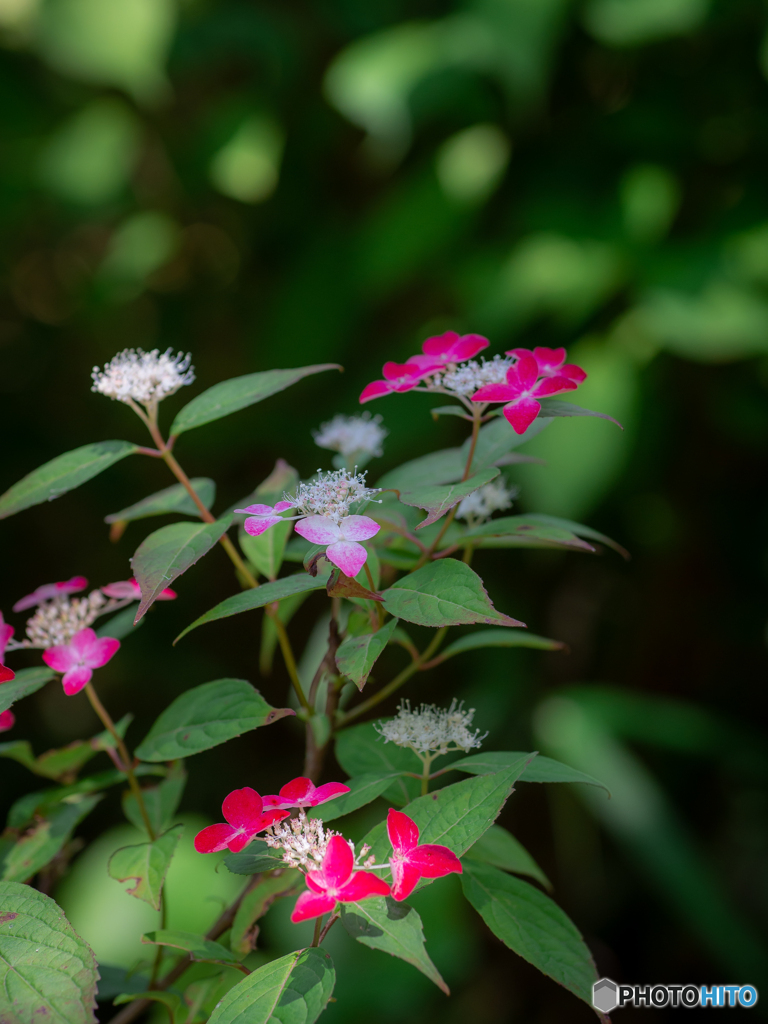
[
  {"left": 13, "top": 576, "right": 88, "bottom": 613},
  {"left": 102, "top": 578, "right": 176, "bottom": 601},
  {"left": 42, "top": 628, "right": 120, "bottom": 697}
]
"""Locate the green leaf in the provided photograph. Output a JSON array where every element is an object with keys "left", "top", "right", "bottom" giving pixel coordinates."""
[
  {"left": 104, "top": 479, "right": 216, "bottom": 524},
  {"left": 0, "top": 667, "right": 54, "bottom": 714},
  {"left": 335, "top": 617, "right": 398, "bottom": 690},
  {"left": 135, "top": 678, "right": 294, "bottom": 762},
  {"left": 122, "top": 762, "right": 186, "bottom": 836},
  {"left": 381, "top": 560, "right": 525, "bottom": 628},
  {"left": 514, "top": 513, "right": 629, "bottom": 559},
  {"left": 96, "top": 607, "right": 144, "bottom": 641},
  {"left": 314, "top": 772, "right": 405, "bottom": 822},
  {"left": 438, "top": 628, "right": 565, "bottom": 658},
  {"left": 174, "top": 574, "right": 328, "bottom": 643},
  {"left": 463, "top": 516, "right": 596, "bottom": 552},
  {"left": 400, "top": 468, "right": 500, "bottom": 530},
  {"left": 230, "top": 871, "right": 302, "bottom": 957},
  {"left": 228, "top": 459, "right": 299, "bottom": 518},
  {"left": 429, "top": 404, "right": 472, "bottom": 420},
  {"left": 131, "top": 516, "right": 233, "bottom": 622},
  {"left": 1, "top": 795, "right": 102, "bottom": 883},
  {"left": 241, "top": 520, "right": 293, "bottom": 582},
  {"left": 170, "top": 364, "right": 341, "bottom": 436},
  {"left": 466, "top": 416, "right": 552, "bottom": 472},
  {"left": 537, "top": 397, "right": 623, "bottom": 429},
  {"left": 108, "top": 824, "right": 184, "bottom": 910},
  {"left": 465, "top": 825, "right": 551, "bottom": 890},
  {"left": 376, "top": 448, "right": 464, "bottom": 492},
  {"left": 141, "top": 929, "right": 241, "bottom": 966},
  {"left": 341, "top": 897, "right": 448, "bottom": 994},
  {"left": 450, "top": 751, "right": 610, "bottom": 795},
  {"left": 461, "top": 861, "right": 597, "bottom": 1005},
  {"left": 113, "top": 992, "right": 181, "bottom": 1023},
  {"left": 0, "top": 440, "right": 138, "bottom": 520},
  {"left": 335, "top": 722, "right": 421, "bottom": 805},
  {"left": 223, "top": 848, "right": 285, "bottom": 876},
  {"left": 0, "top": 879, "right": 99, "bottom": 1024},
  {"left": 207, "top": 947, "right": 335, "bottom": 1024}
]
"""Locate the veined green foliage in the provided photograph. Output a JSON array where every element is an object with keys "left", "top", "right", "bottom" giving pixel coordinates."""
[
  {"left": 108, "top": 824, "right": 184, "bottom": 910},
  {"left": 105, "top": 478, "right": 216, "bottom": 525},
  {"left": 335, "top": 617, "right": 398, "bottom": 689},
  {"left": 0, "top": 668, "right": 54, "bottom": 714},
  {"left": 1, "top": 795, "right": 102, "bottom": 883}
]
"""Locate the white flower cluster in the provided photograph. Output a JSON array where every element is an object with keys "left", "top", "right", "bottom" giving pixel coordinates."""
[
  {"left": 427, "top": 355, "right": 514, "bottom": 396},
  {"left": 313, "top": 413, "right": 387, "bottom": 459},
  {"left": 265, "top": 812, "right": 374, "bottom": 871},
  {"left": 376, "top": 699, "right": 486, "bottom": 757},
  {"left": 288, "top": 468, "right": 381, "bottom": 525},
  {"left": 91, "top": 348, "right": 195, "bottom": 405},
  {"left": 21, "top": 592, "right": 106, "bottom": 649},
  {"left": 456, "top": 479, "right": 518, "bottom": 522}
]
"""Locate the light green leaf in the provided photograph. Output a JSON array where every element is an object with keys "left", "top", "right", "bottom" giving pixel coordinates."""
[
  {"left": 463, "top": 516, "right": 596, "bottom": 552},
  {"left": 335, "top": 618, "right": 398, "bottom": 690},
  {"left": 174, "top": 574, "right": 328, "bottom": 643},
  {"left": 223, "top": 848, "right": 286, "bottom": 876},
  {"left": 104, "top": 478, "right": 216, "bottom": 524},
  {"left": 122, "top": 762, "right": 186, "bottom": 836},
  {"left": 108, "top": 824, "right": 184, "bottom": 910},
  {"left": 381, "top": 560, "right": 525, "bottom": 628},
  {"left": 438, "top": 628, "right": 564, "bottom": 659},
  {"left": 466, "top": 825, "right": 551, "bottom": 889},
  {"left": 131, "top": 516, "right": 233, "bottom": 622},
  {"left": 0, "top": 440, "right": 138, "bottom": 520},
  {"left": 141, "top": 929, "right": 240, "bottom": 966},
  {"left": 241, "top": 520, "right": 293, "bottom": 582},
  {"left": 0, "top": 667, "right": 54, "bottom": 714},
  {"left": 399, "top": 468, "right": 500, "bottom": 529},
  {"left": 537, "top": 397, "right": 622, "bottom": 428},
  {"left": 230, "top": 871, "right": 302, "bottom": 957},
  {"left": 0, "top": 879, "right": 99, "bottom": 1024},
  {"left": 314, "top": 772, "right": 405, "bottom": 822},
  {"left": 461, "top": 861, "right": 597, "bottom": 1005},
  {"left": 135, "top": 678, "right": 293, "bottom": 762},
  {"left": 2, "top": 795, "right": 102, "bottom": 883},
  {"left": 208, "top": 947, "right": 335, "bottom": 1024},
  {"left": 341, "top": 897, "right": 448, "bottom": 994},
  {"left": 170, "top": 364, "right": 341, "bottom": 436},
  {"left": 450, "top": 751, "right": 610, "bottom": 795}
]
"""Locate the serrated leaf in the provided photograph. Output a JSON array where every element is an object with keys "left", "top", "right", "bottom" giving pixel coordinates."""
[
  {"left": 2, "top": 795, "right": 102, "bottom": 883},
  {"left": 104, "top": 479, "right": 216, "bottom": 524},
  {"left": 231, "top": 871, "right": 302, "bottom": 957},
  {"left": 381, "top": 560, "right": 525, "bottom": 628},
  {"left": 450, "top": 751, "right": 609, "bottom": 794},
  {"left": 174, "top": 574, "right": 328, "bottom": 643},
  {"left": 438, "top": 628, "right": 565, "bottom": 659},
  {"left": 170, "top": 364, "right": 341, "bottom": 436},
  {"left": 335, "top": 722, "right": 421, "bottom": 805},
  {"left": 0, "top": 440, "right": 138, "bottom": 520},
  {"left": 122, "top": 763, "right": 186, "bottom": 836},
  {"left": 314, "top": 772, "right": 405, "bottom": 822},
  {"left": 0, "top": 879, "right": 99, "bottom": 1024},
  {"left": 131, "top": 516, "right": 233, "bottom": 622},
  {"left": 135, "top": 678, "right": 293, "bottom": 762},
  {"left": 466, "top": 825, "right": 551, "bottom": 889},
  {"left": 335, "top": 618, "right": 398, "bottom": 690},
  {"left": 223, "top": 848, "right": 285, "bottom": 875},
  {"left": 341, "top": 897, "right": 448, "bottom": 994},
  {"left": 464, "top": 516, "right": 596, "bottom": 552},
  {"left": 141, "top": 929, "right": 240, "bottom": 966},
  {"left": 108, "top": 824, "right": 184, "bottom": 910},
  {"left": 208, "top": 947, "right": 335, "bottom": 1024},
  {"left": 537, "top": 397, "right": 623, "bottom": 428},
  {"left": 461, "top": 861, "right": 597, "bottom": 1005},
  {"left": 399, "top": 469, "right": 500, "bottom": 529},
  {"left": 0, "top": 667, "right": 54, "bottom": 714}
]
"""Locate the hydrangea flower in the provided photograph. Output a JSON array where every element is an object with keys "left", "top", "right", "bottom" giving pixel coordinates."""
[
  {"left": 263, "top": 776, "right": 350, "bottom": 810},
  {"left": 291, "top": 469, "right": 380, "bottom": 525},
  {"left": 234, "top": 501, "right": 296, "bottom": 537},
  {"left": 91, "top": 348, "right": 195, "bottom": 406},
  {"left": 290, "top": 835, "right": 391, "bottom": 922},
  {"left": 408, "top": 330, "right": 489, "bottom": 370},
  {"left": 359, "top": 362, "right": 427, "bottom": 404},
  {"left": 0, "top": 710, "right": 15, "bottom": 732},
  {"left": 0, "top": 613, "right": 15, "bottom": 683},
  {"left": 42, "top": 628, "right": 120, "bottom": 696},
  {"left": 507, "top": 346, "right": 587, "bottom": 383},
  {"left": 13, "top": 576, "right": 88, "bottom": 613},
  {"left": 313, "top": 413, "right": 387, "bottom": 461},
  {"left": 387, "top": 809, "right": 463, "bottom": 901},
  {"left": 194, "top": 788, "right": 289, "bottom": 854},
  {"left": 102, "top": 578, "right": 176, "bottom": 601},
  {"left": 295, "top": 515, "right": 380, "bottom": 578},
  {"left": 376, "top": 699, "right": 486, "bottom": 756},
  {"left": 471, "top": 354, "right": 577, "bottom": 434}
]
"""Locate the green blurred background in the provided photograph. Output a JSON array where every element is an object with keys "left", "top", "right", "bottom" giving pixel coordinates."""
[{"left": 2, "top": 0, "right": 768, "bottom": 1019}]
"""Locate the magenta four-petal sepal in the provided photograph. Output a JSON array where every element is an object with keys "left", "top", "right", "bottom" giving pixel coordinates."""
[
  {"left": 507, "top": 346, "right": 587, "bottom": 384},
  {"left": 194, "top": 787, "right": 289, "bottom": 854},
  {"left": 387, "top": 808, "right": 463, "bottom": 901},
  {"left": 359, "top": 362, "right": 427, "bottom": 404},
  {"left": 414, "top": 330, "right": 489, "bottom": 368},
  {"left": 42, "top": 627, "right": 120, "bottom": 696},
  {"left": 472, "top": 354, "right": 578, "bottom": 434},
  {"left": 0, "top": 709, "right": 15, "bottom": 732},
  {"left": 291, "top": 835, "right": 391, "bottom": 922},
  {"left": 235, "top": 501, "right": 296, "bottom": 537},
  {"left": 0, "top": 613, "right": 15, "bottom": 683},
  {"left": 262, "top": 776, "right": 351, "bottom": 810},
  {"left": 294, "top": 514, "right": 380, "bottom": 578}
]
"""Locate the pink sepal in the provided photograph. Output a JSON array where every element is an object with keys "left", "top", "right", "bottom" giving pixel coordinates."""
[
  {"left": 326, "top": 541, "right": 368, "bottom": 578},
  {"left": 359, "top": 380, "right": 393, "bottom": 403},
  {"left": 0, "top": 615, "right": 14, "bottom": 663},
  {"left": 244, "top": 516, "right": 283, "bottom": 536},
  {"left": 317, "top": 835, "right": 354, "bottom": 889},
  {"left": 471, "top": 383, "right": 515, "bottom": 404},
  {"left": 194, "top": 823, "right": 238, "bottom": 854},
  {"left": 291, "top": 890, "right": 337, "bottom": 923},
  {"left": 0, "top": 664, "right": 14, "bottom": 683},
  {"left": 294, "top": 516, "right": 340, "bottom": 546},
  {"left": 223, "top": 787, "right": 263, "bottom": 828},
  {"left": 503, "top": 397, "right": 541, "bottom": 434},
  {"left": 62, "top": 666, "right": 93, "bottom": 696},
  {"left": 336, "top": 872, "right": 391, "bottom": 901},
  {"left": 339, "top": 515, "right": 380, "bottom": 542},
  {"left": 386, "top": 807, "right": 462, "bottom": 901},
  {"left": 310, "top": 781, "right": 351, "bottom": 805},
  {"left": 0, "top": 709, "right": 15, "bottom": 732},
  {"left": 13, "top": 576, "right": 88, "bottom": 613}
]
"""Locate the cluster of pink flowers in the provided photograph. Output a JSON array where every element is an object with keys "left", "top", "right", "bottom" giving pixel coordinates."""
[
  {"left": 359, "top": 331, "right": 587, "bottom": 434},
  {"left": 195, "top": 778, "right": 462, "bottom": 922}
]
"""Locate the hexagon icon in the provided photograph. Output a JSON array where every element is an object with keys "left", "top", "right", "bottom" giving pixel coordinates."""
[{"left": 593, "top": 978, "right": 619, "bottom": 1013}]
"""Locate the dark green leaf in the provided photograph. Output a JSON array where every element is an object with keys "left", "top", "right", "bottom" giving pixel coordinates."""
[
  {"left": 466, "top": 416, "right": 552, "bottom": 472},
  {"left": 464, "top": 516, "right": 596, "bottom": 552},
  {"left": 514, "top": 513, "right": 630, "bottom": 559},
  {"left": 1, "top": 795, "right": 102, "bottom": 883},
  {"left": 260, "top": 590, "right": 310, "bottom": 676},
  {"left": 537, "top": 397, "right": 623, "bottom": 428},
  {"left": 174, "top": 573, "right": 328, "bottom": 643},
  {"left": 96, "top": 607, "right": 144, "bottom": 641},
  {"left": 113, "top": 991, "right": 180, "bottom": 1022},
  {"left": 438, "top": 628, "right": 565, "bottom": 658},
  {"left": 314, "top": 772, "right": 405, "bottom": 822},
  {"left": 450, "top": 751, "right": 610, "bottom": 794},
  {"left": 108, "top": 824, "right": 184, "bottom": 910},
  {"left": 241, "top": 520, "right": 293, "bottom": 582},
  {"left": 142, "top": 929, "right": 240, "bottom": 966},
  {"left": 230, "top": 871, "right": 302, "bottom": 957},
  {"left": 95, "top": 966, "right": 149, "bottom": 1001},
  {"left": 131, "top": 516, "right": 233, "bottom": 622},
  {"left": 135, "top": 678, "right": 293, "bottom": 762},
  {"left": 223, "top": 848, "right": 285, "bottom": 875},
  {"left": 0, "top": 879, "right": 99, "bottom": 1024},
  {"left": 208, "top": 947, "right": 335, "bottom": 1024},
  {"left": 0, "top": 667, "right": 54, "bottom": 714},
  {"left": 0, "top": 440, "right": 138, "bottom": 520},
  {"left": 466, "top": 825, "right": 551, "bottom": 889},
  {"left": 335, "top": 617, "right": 398, "bottom": 690},
  {"left": 381, "top": 560, "right": 525, "bottom": 628},
  {"left": 335, "top": 722, "right": 422, "bottom": 805},
  {"left": 341, "top": 897, "right": 448, "bottom": 994},
  {"left": 461, "top": 861, "right": 597, "bottom": 1005},
  {"left": 400, "top": 468, "right": 500, "bottom": 529},
  {"left": 104, "top": 479, "right": 216, "bottom": 524},
  {"left": 376, "top": 448, "right": 464, "bottom": 492},
  {"left": 170, "top": 364, "right": 341, "bottom": 436},
  {"left": 122, "top": 763, "right": 186, "bottom": 836},
  {"left": 429, "top": 404, "right": 472, "bottom": 420}
]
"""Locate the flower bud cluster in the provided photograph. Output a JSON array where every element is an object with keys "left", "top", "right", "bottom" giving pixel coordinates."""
[
  {"left": 91, "top": 348, "right": 195, "bottom": 405},
  {"left": 456, "top": 479, "right": 518, "bottom": 522},
  {"left": 288, "top": 468, "right": 381, "bottom": 525},
  {"left": 265, "top": 811, "right": 373, "bottom": 871},
  {"left": 313, "top": 413, "right": 387, "bottom": 460},
  {"left": 22, "top": 592, "right": 107, "bottom": 649},
  {"left": 376, "top": 699, "right": 487, "bottom": 756}
]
